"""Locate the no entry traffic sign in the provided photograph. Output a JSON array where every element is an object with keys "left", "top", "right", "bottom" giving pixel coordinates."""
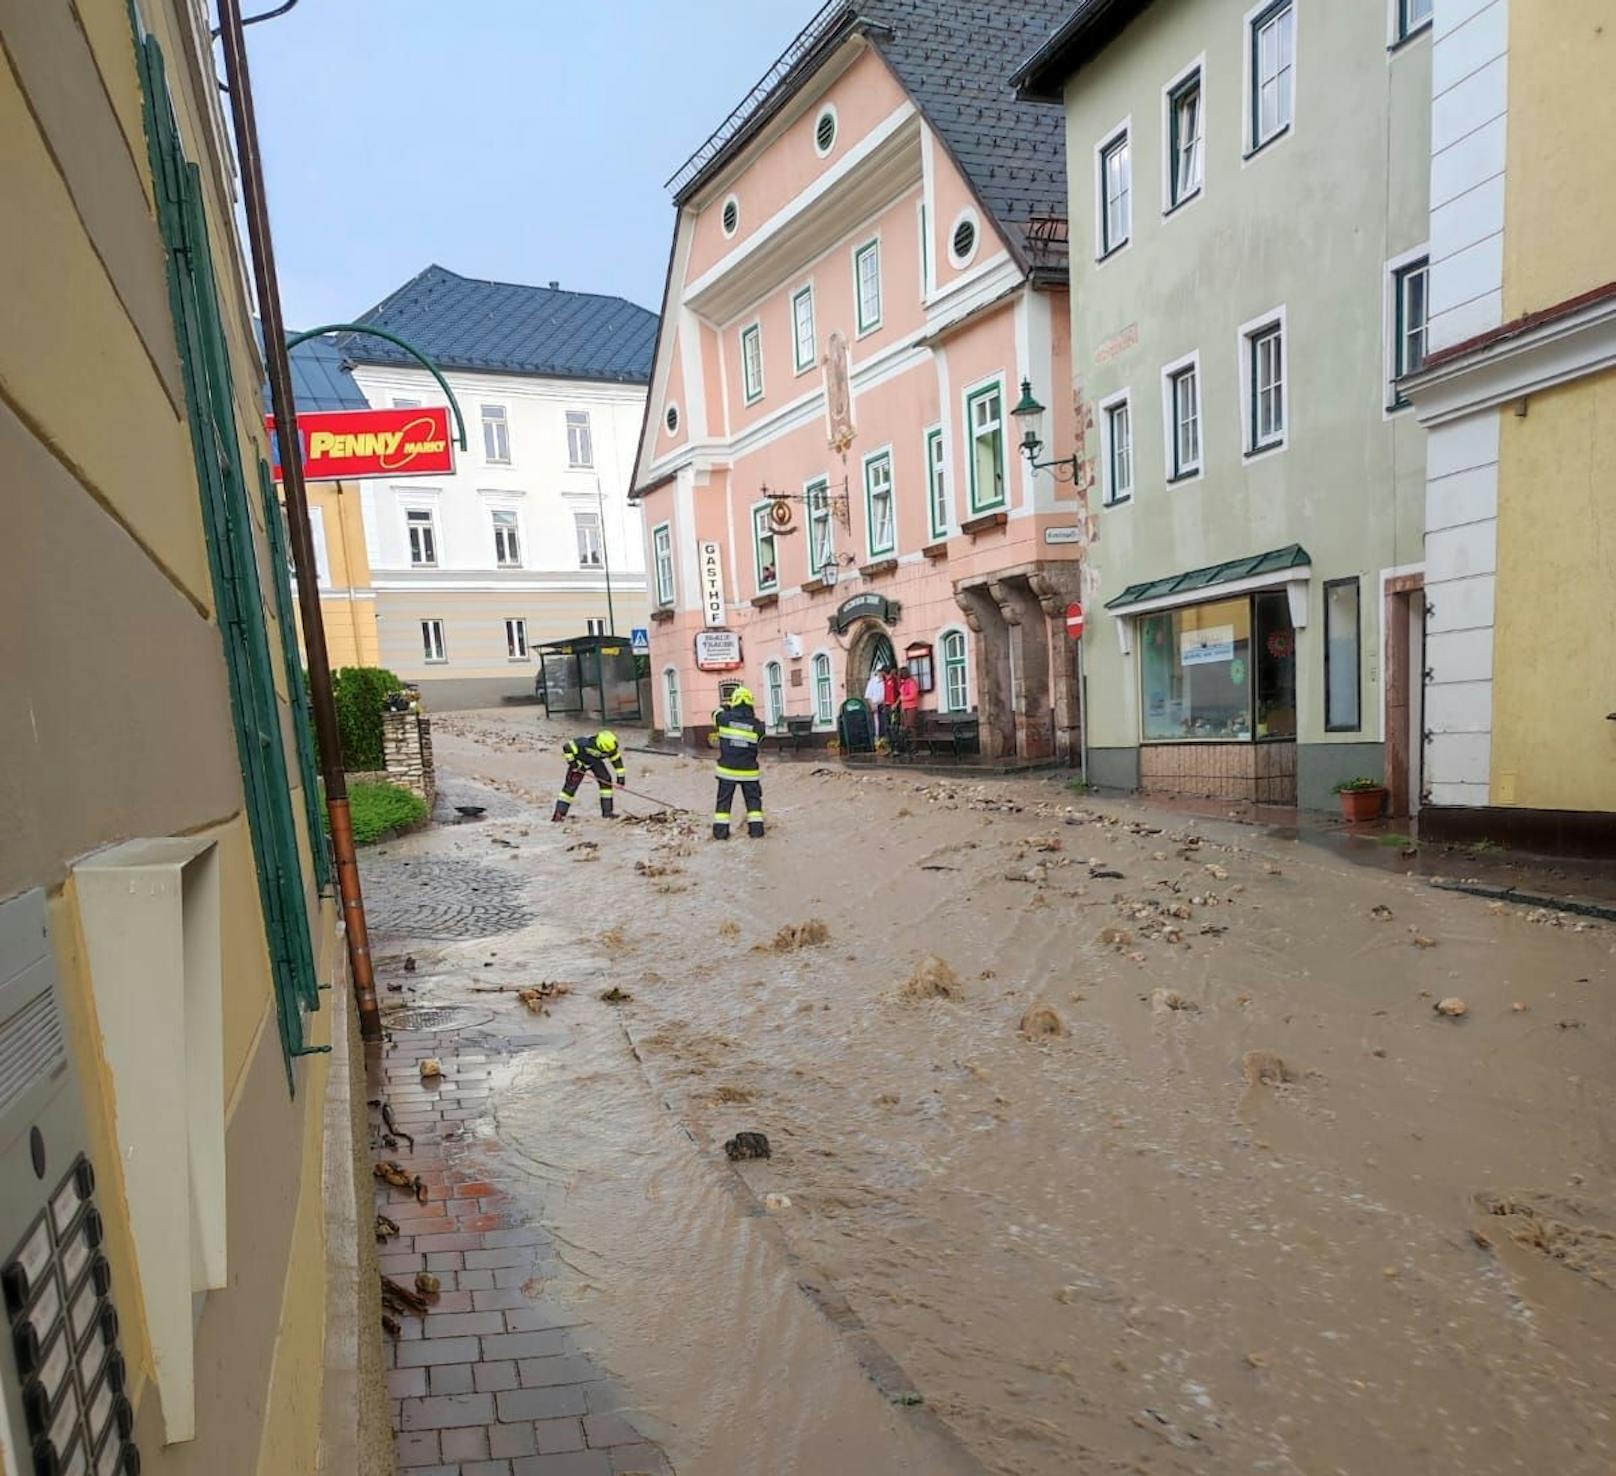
[{"left": 1065, "top": 601, "right": 1085, "bottom": 640}]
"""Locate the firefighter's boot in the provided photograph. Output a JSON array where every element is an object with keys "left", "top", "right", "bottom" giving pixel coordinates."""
[
  {"left": 747, "top": 811, "right": 765, "bottom": 838},
  {"left": 600, "top": 792, "right": 615, "bottom": 819}
]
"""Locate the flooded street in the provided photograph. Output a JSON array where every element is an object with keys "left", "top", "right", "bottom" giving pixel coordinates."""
[{"left": 375, "top": 710, "right": 1616, "bottom": 1476}]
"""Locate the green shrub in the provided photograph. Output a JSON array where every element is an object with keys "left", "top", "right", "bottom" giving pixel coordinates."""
[
  {"left": 346, "top": 780, "right": 427, "bottom": 845},
  {"left": 330, "top": 666, "right": 403, "bottom": 770}
]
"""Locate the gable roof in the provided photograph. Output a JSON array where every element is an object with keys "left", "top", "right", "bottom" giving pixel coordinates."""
[
  {"left": 286, "top": 333, "right": 368, "bottom": 412},
  {"left": 338, "top": 265, "right": 658, "bottom": 384},
  {"left": 668, "top": 0, "right": 1071, "bottom": 270}
]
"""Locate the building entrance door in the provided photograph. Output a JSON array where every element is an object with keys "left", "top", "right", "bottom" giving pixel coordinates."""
[
  {"left": 850, "top": 629, "right": 896, "bottom": 697},
  {"left": 1384, "top": 574, "right": 1426, "bottom": 817}
]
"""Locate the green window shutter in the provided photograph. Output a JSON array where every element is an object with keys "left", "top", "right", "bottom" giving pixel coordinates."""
[
  {"left": 133, "top": 28, "right": 325, "bottom": 1085},
  {"left": 257, "top": 459, "right": 331, "bottom": 890}
]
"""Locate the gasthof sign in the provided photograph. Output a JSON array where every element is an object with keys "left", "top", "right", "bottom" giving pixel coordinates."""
[{"left": 699, "top": 541, "right": 726, "bottom": 627}]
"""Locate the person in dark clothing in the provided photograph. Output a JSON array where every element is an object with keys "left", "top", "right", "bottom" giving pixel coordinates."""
[
  {"left": 551, "top": 729, "right": 625, "bottom": 821},
  {"left": 711, "top": 687, "right": 766, "bottom": 839}
]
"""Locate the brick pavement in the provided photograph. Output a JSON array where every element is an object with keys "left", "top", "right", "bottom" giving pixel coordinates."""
[{"left": 374, "top": 1030, "right": 672, "bottom": 1476}]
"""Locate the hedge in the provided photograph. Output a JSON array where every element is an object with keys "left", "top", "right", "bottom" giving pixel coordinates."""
[
  {"left": 345, "top": 780, "right": 427, "bottom": 844},
  {"left": 328, "top": 666, "right": 403, "bottom": 771}
]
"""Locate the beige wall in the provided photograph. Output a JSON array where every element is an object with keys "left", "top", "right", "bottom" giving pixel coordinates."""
[{"left": 2, "top": 2, "right": 346, "bottom": 1471}]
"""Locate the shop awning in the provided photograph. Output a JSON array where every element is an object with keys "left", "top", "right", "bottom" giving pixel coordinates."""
[{"left": 1104, "top": 544, "right": 1311, "bottom": 611}]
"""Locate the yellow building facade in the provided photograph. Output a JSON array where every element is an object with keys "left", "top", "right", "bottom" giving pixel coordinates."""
[
  {"left": 1, "top": 3, "right": 385, "bottom": 1473},
  {"left": 1407, "top": 0, "right": 1616, "bottom": 854}
]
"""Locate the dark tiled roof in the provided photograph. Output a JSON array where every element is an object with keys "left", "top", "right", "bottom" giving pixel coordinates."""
[
  {"left": 1105, "top": 545, "right": 1312, "bottom": 609},
  {"left": 864, "top": 0, "right": 1072, "bottom": 262},
  {"left": 1011, "top": 0, "right": 1155, "bottom": 101},
  {"left": 286, "top": 333, "right": 369, "bottom": 412},
  {"left": 338, "top": 265, "right": 657, "bottom": 384}
]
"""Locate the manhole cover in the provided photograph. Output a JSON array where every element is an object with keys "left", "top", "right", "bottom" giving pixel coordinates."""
[{"left": 385, "top": 1005, "right": 493, "bottom": 1033}]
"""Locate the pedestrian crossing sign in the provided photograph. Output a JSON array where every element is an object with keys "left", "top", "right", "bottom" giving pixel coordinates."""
[{"left": 630, "top": 627, "right": 650, "bottom": 654}]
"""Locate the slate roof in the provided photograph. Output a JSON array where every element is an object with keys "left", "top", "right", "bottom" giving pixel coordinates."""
[
  {"left": 286, "top": 333, "right": 368, "bottom": 412},
  {"left": 1011, "top": 0, "right": 1155, "bottom": 101},
  {"left": 669, "top": 1, "right": 1071, "bottom": 270},
  {"left": 337, "top": 265, "right": 658, "bottom": 384}
]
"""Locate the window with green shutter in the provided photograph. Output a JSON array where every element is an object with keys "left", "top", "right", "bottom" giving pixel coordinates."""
[{"left": 133, "top": 28, "right": 322, "bottom": 1084}]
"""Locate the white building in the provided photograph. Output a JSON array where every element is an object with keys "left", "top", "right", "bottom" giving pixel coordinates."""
[{"left": 340, "top": 264, "right": 656, "bottom": 706}]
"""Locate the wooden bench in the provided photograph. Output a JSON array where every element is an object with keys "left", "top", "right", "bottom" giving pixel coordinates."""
[
  {"left": 896, "top": 712, "right": 980, "bottom": 761},
  {"left": 771, "top": 715, "right": 816, "bottom": 757}
]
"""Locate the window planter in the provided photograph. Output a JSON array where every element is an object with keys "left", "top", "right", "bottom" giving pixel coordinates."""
[
  {"left": 960, "top": 510, "right": 1008, "bottom": 537},
  {"left": 859, "top": 557, "right": 899, "bottom": 579}
]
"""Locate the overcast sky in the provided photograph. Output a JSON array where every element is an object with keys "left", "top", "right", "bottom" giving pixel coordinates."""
[{"left": 242, "top": 0, "right": 809, "bottom": 326}]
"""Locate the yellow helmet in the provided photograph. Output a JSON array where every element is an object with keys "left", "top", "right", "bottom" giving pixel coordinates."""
[
  {"left": 729, "top": 687, "right": 754, "bottom": 707},
  {"left": 596, "top": 730, "right": 619, "bottom": 754}
]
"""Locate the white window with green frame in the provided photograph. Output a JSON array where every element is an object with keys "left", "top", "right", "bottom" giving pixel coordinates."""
[
  {"left": 752, "top": 502, "right": 778, "bottom": 591},
  {"left": 1393, "top": 0, "right": 1432, "bottom": 44},
  {"left": 854, "top": 237, "right": 882, "bottom": 334},
  {"left": 740, "top": 321, "right": 764, "bottom": 405},
  {"left": 764, "top": 660, "right": 785, "bottom": 729},
  {"left": 811, "top": 651, "right": 835, "bottom": 726},
  {"left": 662, "top": 667, "right": 682, "bottom": 735},
  {"left": 1163, "top": 60, "right": 1204, "bottom": 212},
  {"left": 1246, "top": 0, "right": 1295, "bottom": 155},
  {"left": 1162, "top": 351, "right": 1203, "bottom": 482},
  {"left": 1095, "top": 121, "right": 1131, "bottom": 258},
  {"left": 805, "top": 477, "right": 835, "bottom": 576},
  {"left": 863, "top": 449, "right": 895, "bottom": 557},
  {"left": 964, "top": 380, "right": 1007, "bottom": 513},
  {"left": 791, "top": 283, "right": 816, "bottom": 373},
  {"left": 1387, "top": 249, "right": 1429, "bottom": 408},
  {"left": 1098, "top": 388, "right": 1133, "bottom": 505},
  {"left": 1240, "top": 308, "right": 1287, "bottom": 456},
  {"left": 652, "top": 522, "right": 675, "bottom": 606},
  {"left": 925, "top": 426, "right": 948, "bottom": 540},
  {"left": 939, "top": 628, "right": 970, "bottom": 712}
]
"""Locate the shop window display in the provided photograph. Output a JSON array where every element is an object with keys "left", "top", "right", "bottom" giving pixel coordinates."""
[{"left": 1139, "top": 593, "right": 1296, "bottom": 741}]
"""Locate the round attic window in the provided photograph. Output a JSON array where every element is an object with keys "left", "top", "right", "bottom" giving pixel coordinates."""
[
  {"left": 949, "top": 211, "right": 980, "bottom": 268},
  {"left": 665, "top": 403, "right": 680, "bottom": 435},
  {"left": 814, "top": 105, "right": 838, "bottom": 157},
  {"left": 721, "top": 195, "right": 740, "bottom": 237}
]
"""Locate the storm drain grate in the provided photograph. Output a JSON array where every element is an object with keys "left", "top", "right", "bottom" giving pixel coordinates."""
[{"left": 384, "top": 1005, "right": 493, "bottom": 1033}]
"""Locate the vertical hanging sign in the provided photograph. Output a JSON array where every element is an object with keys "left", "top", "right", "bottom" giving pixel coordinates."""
[{"left": 699, "top": 541, "right": 726, "bottom": 627}]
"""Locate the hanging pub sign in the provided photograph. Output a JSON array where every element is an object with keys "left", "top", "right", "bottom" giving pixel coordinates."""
[
  {"left": 699, "top": 541, "right": 727, "bottom": 628},
  {"left": 829, "top": 592, "right": 901, "bottom": 635},
  {"left": 694, "top": 630, "right": 743, "bottom": 671},
  {"left": 267, "top": 406, "right": 454, "bottom": 482}
]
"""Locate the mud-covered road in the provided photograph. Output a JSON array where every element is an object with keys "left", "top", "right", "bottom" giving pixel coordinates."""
[{"left": 374, "top": 710, "right": 1616, "bottom": 1476}]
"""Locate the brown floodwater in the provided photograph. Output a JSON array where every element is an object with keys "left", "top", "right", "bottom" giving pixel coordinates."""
[{"left": 417, "top": 712, "right": 1616, "bottom": 1476}]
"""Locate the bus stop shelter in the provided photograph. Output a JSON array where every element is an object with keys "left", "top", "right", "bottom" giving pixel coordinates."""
[{"left": 534, "top": 635, "right": 643, "bottom": 724}]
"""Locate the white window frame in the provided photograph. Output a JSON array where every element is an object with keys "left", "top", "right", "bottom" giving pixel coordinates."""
[
  {"left": 719, "top": 192, "right": 740, "bottom": 239},
  {"left": 791, "top": 283, "right": 817, "bottom": 374},
  {"left": 1385, "top": 245, "right": 1430, "bottom": 412},
  {"left": 405, "top": 506, "right": 438, "bottom": 567},
  {"left": 1390, "top": 0, "right": 1433, "bottom": 45},
  {"left": 752, "top": 501, "right": 779, "bottom": 591},
  {"left": 947, "top": 209, "right": 982, "bottom": 270},
  {"left": 421, "top": 618, "right": 446, "bottom": 664},
  {"left": 1098, "top": 389, "right": 1134, "bottom": 505},
  {"left": 805, "top": 476, "right": 835, "bottom": 577},
  {"left": 662, "top": 667, "right": 682, "bottom": 735},
  {"left": 964, "top": 376, "right": 1008, "bottom": 514},
  {"left": 862, "top": 448, "right": 896, "bottom": 558},
  {"left": 740, "top": 321, "right": 764, "bottom": 405},
  {"left": 307, "top": 504, "right": 332, "bottom": 585},
  {"left": 1161, "top": 57, "right": 1206, "bottom": 214},
  {"left": 574, "top": 509, "right": 604, "bottom": 569},
  {"left": 917, "top": 201, "right": 931, "bottom": 299},
  {"left": 1161, "top": 350, "right": 1204, "bottom": 483},
  {"left": 1238, "top": 306, "right": 1288, "bottom": 457},
  {"left": 652, "top": 522, "right": 675, "bottom": 606},
  {"left": 585, "top": 617, "right": 607, "bottom": 637},
  {"left": 480, "top": 403, "right": 510, "bottom": 464},
  {"left": 811, "top": 651, "right": 835, "bottom": 727},
  {"left": 392, "top": 396, "right": 421, "bottom": 409},
  {"left": 504, "top": 618, "right": 528, "bottom": 661},
  {"left": 939, "top": 627, "right": 971, "bottom": 713},
  {"left": 566, "top": 410, "right": 594, "bottom": 468},
  {"left": 763, "top": 660, "right": 785, "bottom": 729},
  {"left": 1094, "top": 118, "right": 1132, "bottom": 259},
  {"left": 854, "top": 236, "right": 883, "bottom": 335},
  {"left": 490, "top": 506, "right": 522, "bottom": 568},
  {"left": 1244, "top": 0, "right": 1296, "bottom": 158},
  {"left": 812, "top": 103, "right": 839, "bottom": 158},
  {"left": 925, "top": 425, "right": 949, "bottom": 540}
]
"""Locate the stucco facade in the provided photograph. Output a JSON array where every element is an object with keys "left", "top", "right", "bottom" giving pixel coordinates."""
[
  {"left": 1405, "top": 0, "right": 1616, "bottom": 852},
  {"left": 1, "top": 4, "right": 381, "bottom": 1473},
  {"left": 1026, "top": 0, "right": 1432, "bottom": 809},
  {"left": 634, "top": 13, "right": 1081, "bottom": 760},
  {"left": 305, "top": 479, "right": 381, "bottom": 669}
]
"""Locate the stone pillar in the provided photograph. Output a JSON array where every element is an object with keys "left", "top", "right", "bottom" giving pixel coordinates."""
[
  {"left": 990, "top": 576, "right": 1054, "bottom": 760},
  {"left": 382, "top": 710, "right": 435, "bottom": 807},
  {"left": 1029, "top": 564, "right": 1085, "bottom": 765},
  {"left": 956, "top": 582, "right": 1014, "bottom": 759}
]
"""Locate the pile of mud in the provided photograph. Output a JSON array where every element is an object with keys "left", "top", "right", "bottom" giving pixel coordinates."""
[{"left": 900, "top": 955, "right": 963, "bottom": 1001}]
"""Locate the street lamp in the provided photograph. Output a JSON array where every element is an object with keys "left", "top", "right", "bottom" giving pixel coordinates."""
[{"left": 1011, "top": 377, "right": 1082, "bottom": 483}]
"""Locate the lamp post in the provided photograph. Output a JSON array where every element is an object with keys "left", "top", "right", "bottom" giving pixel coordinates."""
[{"left": 1010, "top": 378, "right": 1084, "bottom": 482}]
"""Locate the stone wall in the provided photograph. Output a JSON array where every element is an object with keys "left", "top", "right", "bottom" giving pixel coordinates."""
[{"left": 381, "top": 710, "right": 435, "bottom": 807}]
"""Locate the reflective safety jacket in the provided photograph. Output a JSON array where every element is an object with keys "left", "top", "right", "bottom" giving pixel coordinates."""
[
  {"left": 563, "top": 733, "right": 626, "bottom": 782},
  {"left": 711, "top": 701, "right": 765, "bottom": 780}
]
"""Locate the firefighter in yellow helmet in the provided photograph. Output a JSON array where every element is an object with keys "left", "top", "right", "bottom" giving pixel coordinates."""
[
  {"left": 711, "top": 687, "right": 766, "bottom": 839},
  {"left": 551, "top": 729, "right": 625, "bottom": 821}
]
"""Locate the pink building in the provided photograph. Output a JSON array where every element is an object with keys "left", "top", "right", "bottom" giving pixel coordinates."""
[{"left": 631, "top": 1, "right": 1082, "bottom": 760}]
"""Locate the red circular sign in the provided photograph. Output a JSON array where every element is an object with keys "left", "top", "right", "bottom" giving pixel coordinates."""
[{"left": 1065, "top": 601, "right": 1085, "bottom": 640}]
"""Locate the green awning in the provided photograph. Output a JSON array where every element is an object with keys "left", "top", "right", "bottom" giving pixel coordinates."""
[{"left": 1104, "top": 544, "right": 1311, "bottom": 610}]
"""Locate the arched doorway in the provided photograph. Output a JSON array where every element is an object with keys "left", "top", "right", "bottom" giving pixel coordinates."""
[{"left": 847, "top": 623, "right": 896, "bottom": 698}]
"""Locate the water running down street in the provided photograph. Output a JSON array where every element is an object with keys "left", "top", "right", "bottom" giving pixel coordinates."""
[{"left": 366, "top": 710, "right": 1616, "bottom": 1476}]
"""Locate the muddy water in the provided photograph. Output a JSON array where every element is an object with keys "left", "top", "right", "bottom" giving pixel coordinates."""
[{"left": 429, "top": 712, "right": 1616, "bottom": 1476}]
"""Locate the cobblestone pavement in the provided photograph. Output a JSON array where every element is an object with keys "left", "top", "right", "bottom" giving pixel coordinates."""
[
  {"left": 362, "top": 855, "right": 533, "bottom": 941},
  {"left": 374, "top": 1029, "right": 673, "bottom": 1476}
]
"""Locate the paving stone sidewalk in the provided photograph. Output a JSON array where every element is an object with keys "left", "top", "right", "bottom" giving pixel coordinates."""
[{"left": 373, "top": 1029, "right": 672, "bottom": 1476}]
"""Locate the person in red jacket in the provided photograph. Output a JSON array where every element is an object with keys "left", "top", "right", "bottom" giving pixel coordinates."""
[
  {"left": 894, "top": 666, "right": 921, "bottom": 748},
  {"left": 881, "top": 666, "right": 900, "bottom": 740}
]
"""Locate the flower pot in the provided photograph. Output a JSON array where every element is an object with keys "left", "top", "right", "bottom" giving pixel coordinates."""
[{"left": 1339, "top": 786, "right": 1386, "bottom": 822}]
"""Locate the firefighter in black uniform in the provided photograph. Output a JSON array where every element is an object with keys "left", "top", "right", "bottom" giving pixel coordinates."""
[
  {"left": 551, "top": 729, "right": 625, "bottom": 821},
  {"left": 711, "top": 687, "right": 766, "bottom": 839}
]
